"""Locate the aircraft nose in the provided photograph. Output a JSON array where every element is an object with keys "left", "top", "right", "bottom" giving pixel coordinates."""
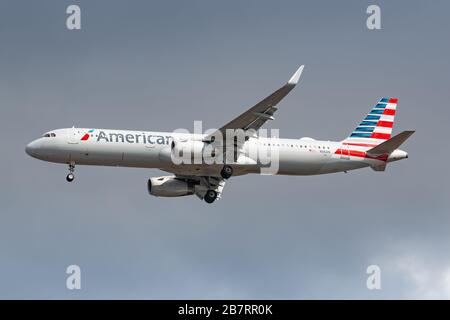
[{"left": 25, "top": 140, "right": 41, "bottom": 157}]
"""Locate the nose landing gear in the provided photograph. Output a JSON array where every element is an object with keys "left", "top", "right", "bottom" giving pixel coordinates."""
[
  {"left": 66, "top": 173, "right": 74, "bottom": 182},
  {"left": 66, "top": 162, "right": 75, "bottom": 182}
]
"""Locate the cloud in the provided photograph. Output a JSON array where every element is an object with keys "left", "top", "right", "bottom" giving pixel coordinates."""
[{"left": 381, "top": 252, "right": 450, "bottom": 299}]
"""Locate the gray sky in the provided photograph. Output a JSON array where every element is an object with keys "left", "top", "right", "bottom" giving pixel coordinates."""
[{"left": 1, "top": 0, "right": 449, "bottom": 299}]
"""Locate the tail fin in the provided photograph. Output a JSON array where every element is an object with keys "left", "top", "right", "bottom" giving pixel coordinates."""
[{"left": 344, "top": 98, "right": 398, "bottom": 145}]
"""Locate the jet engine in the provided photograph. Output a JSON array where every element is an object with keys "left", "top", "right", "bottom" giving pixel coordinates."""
[{"left": 147, "top": 176, "right": 195, "bottom": 197}]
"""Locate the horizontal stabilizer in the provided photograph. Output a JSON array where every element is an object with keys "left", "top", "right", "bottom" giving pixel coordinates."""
[{"left": 367, "top": 130, "right": 415, "bottom": 156}]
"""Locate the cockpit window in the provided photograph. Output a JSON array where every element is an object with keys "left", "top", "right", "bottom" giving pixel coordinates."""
[{"left": 43, "top": 133, "right": 56, "bottom": 138}]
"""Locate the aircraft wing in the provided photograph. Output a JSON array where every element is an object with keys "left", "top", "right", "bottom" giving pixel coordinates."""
[{"left": 206, "top": 65, "right": 304, "bottom": 140}]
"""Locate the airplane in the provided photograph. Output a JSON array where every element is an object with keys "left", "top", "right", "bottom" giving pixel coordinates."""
[{"left": 25, "top": 65, "right": 414, "bottom": 203}]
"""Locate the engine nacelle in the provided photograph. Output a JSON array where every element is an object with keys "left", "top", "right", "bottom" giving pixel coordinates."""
[{"left": 147, "top": 176, "right": 194, "bottom": 197}]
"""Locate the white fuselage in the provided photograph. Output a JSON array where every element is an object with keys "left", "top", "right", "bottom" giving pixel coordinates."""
[{"left": 25, "top": 128, "right": 406, "bottom": 177}]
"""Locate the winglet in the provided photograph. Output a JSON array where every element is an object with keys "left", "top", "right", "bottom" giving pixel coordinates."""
[{"left": 287, "top": 65, "right": 304, "bottom": 85}]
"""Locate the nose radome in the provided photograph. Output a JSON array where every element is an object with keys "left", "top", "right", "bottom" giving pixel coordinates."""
[{"left": 25, "top": 140, "right": 40, "bottom": 157}]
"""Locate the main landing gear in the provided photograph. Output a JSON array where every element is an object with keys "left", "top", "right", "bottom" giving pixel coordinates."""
[
  {"left": 220, "top": 165, "right": 233, "bottom": 179},
  {"left": 66, "top": 162, "right": 75, "bottom": 182},
  {"left": 204, "top": 166, "right": 232, "bottom": 203},
  {"left": 204, "top": 189, "right": 218, "bottom": 204}
]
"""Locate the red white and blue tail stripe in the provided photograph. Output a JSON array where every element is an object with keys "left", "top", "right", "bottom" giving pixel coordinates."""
[
  {"left": 343, "top": 97, "right": 397, "bottom": 146},
  {"left": 335, "top": 98, "right": 399, "bottom": 162}
]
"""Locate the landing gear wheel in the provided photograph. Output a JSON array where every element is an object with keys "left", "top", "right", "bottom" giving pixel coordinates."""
[
  {"left": 204, "top": 190, "right": 218, "bottom": 204},
  {"left": 220, "top": 165, "right": 233, "bottom": 179},
  {"left": 66, "top": 162, "right": 75, "bottom": 182}
]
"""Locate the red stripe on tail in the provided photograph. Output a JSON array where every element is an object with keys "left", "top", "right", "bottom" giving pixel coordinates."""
[
  {"left": 370, "top": 132, "right": 391, "bottom": 140},
  {"left": 377, "top": 121, "right": 393, "bottom": 128},
  {"left": 383, "top": 109, "right": 396, "bottom": 116}
]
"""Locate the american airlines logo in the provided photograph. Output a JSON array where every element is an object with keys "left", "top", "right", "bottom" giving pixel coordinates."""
[
  {"left": 80, "top": 129, "right": 94, "bottom": 141},
  {"left": 95, "top": 130, "right": 171, "bottom": 145}
]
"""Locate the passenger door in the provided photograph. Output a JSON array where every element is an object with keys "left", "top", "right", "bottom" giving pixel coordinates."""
[{"left": 67, "top": 129, "right": 79, "bottom": 145}]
